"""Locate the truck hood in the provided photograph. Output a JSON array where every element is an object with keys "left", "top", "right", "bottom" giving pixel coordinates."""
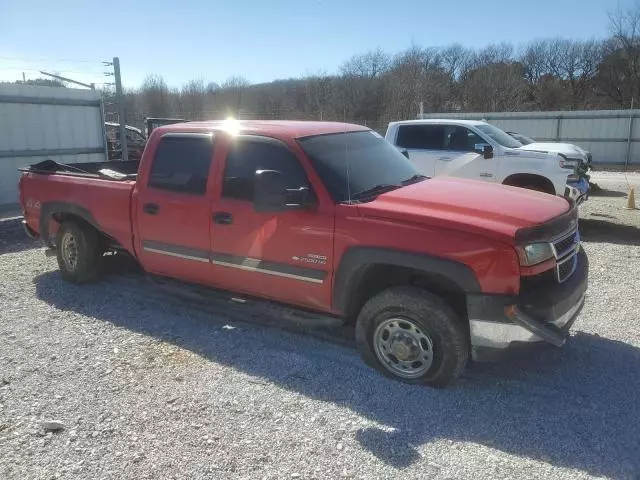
[
  {"left": 519, "top": 142, "right": 588, "bottom": 159},
  {"left": 356, "top": 177, "right": 570, "bottom": 243}
]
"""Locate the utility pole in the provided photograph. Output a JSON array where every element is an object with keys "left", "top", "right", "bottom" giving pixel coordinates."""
[{"left": 112, "top": 57, "right": 128, "bottom": 162}]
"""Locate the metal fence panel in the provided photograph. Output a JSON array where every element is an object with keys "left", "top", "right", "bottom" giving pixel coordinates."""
[{"left": 0, "top": 84, "right": 107, "bottom": 206}]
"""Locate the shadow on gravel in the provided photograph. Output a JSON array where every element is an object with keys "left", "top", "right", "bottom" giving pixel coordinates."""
[
  {"left": 588, "top": 188, "right": 627, "bottom": 198},
  {"left": 580, "top": 218, "right": 640, "bottom": 246},
  {"left": 33, "top": 269, "right": 640, "bottom": 479},
  {"left": 0, "top": 218, "right": 38, "bottom": 255}
]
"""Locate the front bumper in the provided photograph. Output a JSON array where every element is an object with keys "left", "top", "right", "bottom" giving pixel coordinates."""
[
  {"left": 467, "top": 248, "right": 588, "bottom": 361},
  {"left": 565, "top": 178, "right": 590, "bottom": 206}
]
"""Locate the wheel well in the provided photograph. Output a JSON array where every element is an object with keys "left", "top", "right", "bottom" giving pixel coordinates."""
[
  {"left": 503, "top": 174, "right": 556, "bottom": 195},
  {"left": 345, "top": 264, "right": 468, "bottom": 327},
  {"left": 51, "top": 213, "right": 114, "bottom": 250}
]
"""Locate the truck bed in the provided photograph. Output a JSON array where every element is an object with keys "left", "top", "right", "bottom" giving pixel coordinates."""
[
  {"left": 20, "top": 159, "right": 140, "bottom": 180},
  {"left": 20, "top": 163, "right": 137, "bottom": 253}
]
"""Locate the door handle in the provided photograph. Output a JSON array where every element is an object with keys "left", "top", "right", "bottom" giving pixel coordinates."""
[
  {"left": 438, "top": 156, "right": 452, "bottom": 161},
  {"left": 213, "top": 211, "right": 233, "bottom": 225},
  {"left": 143, "top": 203, "right": 159, "bottom": 215}
]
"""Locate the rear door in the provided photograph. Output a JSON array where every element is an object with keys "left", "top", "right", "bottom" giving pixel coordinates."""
[
  {"left": 394, "top": 124, "right": 445, "bottom": 177},
  {"left": 210, "top": 135, "right": 334, "bottom": 311},
  {"left": 133, "top": 132, "right": 215, "bottom": 285},
  {"left": 435, "top": 125, "right": 495, "bottom": 181}
]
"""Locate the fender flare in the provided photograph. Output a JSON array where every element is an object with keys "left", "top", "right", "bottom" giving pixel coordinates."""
[
  {"left": 332, "top": 246, "right": 481, "bottom": 315},
  {"left": 39, "top": 201, "right": 99, "bottom": 248}
]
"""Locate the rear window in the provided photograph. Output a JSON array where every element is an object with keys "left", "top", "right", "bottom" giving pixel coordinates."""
[
  {"left": 148, "top": 135, "right": 214, "bottom": 195},
  {"left": 395, "top": 125, "right": 445, "bottom": 150}
]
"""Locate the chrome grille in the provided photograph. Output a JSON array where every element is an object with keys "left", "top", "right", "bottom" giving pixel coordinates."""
[{"left": 552, "top": 229, "right": 580, "bottom": 283}]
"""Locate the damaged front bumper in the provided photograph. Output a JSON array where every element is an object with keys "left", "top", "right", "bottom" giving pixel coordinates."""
[{"left": 467, "top": 248, "right": 589, "bottom": 361}]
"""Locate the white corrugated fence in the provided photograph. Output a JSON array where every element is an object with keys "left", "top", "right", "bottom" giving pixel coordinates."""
[{"left": 0, "top": 84, "right": 107, "bottom": 207}]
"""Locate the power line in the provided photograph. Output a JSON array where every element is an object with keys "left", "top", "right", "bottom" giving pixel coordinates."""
[
  {"left": 0, "top": 67, "right": 107, "bottom": 76},
  {"left": 0, "top": 54, "right": 102, "bottom": 64}
]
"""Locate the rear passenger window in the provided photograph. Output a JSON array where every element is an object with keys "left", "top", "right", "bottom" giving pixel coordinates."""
[
  {"left": 222, "top": 138, "right": 308, "bottom": 201},
  {"left": 395, "top": 125, "right": 445, "bottom": 150},
  {"left": 148, "top": 135, "right": 213, "bottom": 195}
]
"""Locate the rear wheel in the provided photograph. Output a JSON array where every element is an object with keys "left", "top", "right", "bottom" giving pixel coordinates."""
[
  {"left": 55, "top": 220, "right": 101, "bottom": 284},
  {"left": 355, "top": 286, "right": 468, "bottom": 387}
]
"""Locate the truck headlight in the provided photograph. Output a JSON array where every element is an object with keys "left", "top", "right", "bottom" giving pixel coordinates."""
[
  {"left": 517, "top": 243, "right": 554, "bottom": 266},
  {"left": 559, "top": 158, "right": 578, "bottom": 169}
]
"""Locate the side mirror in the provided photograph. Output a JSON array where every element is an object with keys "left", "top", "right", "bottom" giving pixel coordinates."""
[
  {"left": 474, "top": 143, "right": 493, "bottom": 159},
  {"left": 400, "top": 149, "right": 410, "bottom": 159},
  {"left": 254, "top": 170, "right": 287, "bottom": 212}
]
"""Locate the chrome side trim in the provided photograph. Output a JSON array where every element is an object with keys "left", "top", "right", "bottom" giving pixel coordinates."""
[
  {"left": 141, "top": 240, "right": 326, "bottom": 284},
  {"left": 143, "top": 247, "right": 210, "bottom": 263},
  {"left": 210, "top": 259, "right": 324, "bottom": 284}
]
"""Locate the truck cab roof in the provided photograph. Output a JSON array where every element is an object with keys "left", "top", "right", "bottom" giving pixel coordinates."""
[
  {"left": 152, "top": 119, "right": 370, "bottom": 140},
  {"left": 388, "top": 119, "right": 489, "bottom": 127}
]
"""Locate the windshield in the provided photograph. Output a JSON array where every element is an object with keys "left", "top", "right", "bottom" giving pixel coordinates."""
[
  {"left": 513, "top": 133, "right": 535, "bottom": 145},
  {"left": 476, "top": 124, "right": 523, "bottom": 149},
  {"left": 298, "top": 130, "right": 423, "bottom": 202}
]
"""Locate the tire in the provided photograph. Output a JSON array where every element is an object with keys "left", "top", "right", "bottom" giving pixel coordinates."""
[
  {"left": 55, "top": 220, "right": 101, "bottom": 284},
  {"left": 355, "top": 286, "right": 468, "bottom": 388}
]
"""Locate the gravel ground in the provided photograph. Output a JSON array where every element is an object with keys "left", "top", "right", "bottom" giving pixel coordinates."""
[{"left": 1, "top": 173, "right": 639, "bottom": 480}]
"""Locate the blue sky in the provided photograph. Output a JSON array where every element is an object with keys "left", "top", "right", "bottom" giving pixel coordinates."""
[{"left": 0, "top": 0, "right": 630, "bottom": 89}]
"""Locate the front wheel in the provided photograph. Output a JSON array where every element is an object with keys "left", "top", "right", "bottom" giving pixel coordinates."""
[
  {"left": 355, "top": 286, "right": 468, "bottom": 387},
  {"left": 55, "top": 220, "right": 101, "bottom": 284}
]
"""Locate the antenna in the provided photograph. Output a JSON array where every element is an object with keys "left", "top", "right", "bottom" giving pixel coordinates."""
[{"left": 344, "top": 108, "right": 351, "bottom": 204}]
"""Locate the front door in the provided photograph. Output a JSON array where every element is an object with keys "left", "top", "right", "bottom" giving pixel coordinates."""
[
  {"left": 134, "top": 132, "right": 215, "bottom": 285},
  {"left": 435, "top": 125, "right": 497, "bottom": 182},
  {"left": 210, "top": 136, "right": 334, "bottom": 311},
  {"left": 394, "top": 124, "right": 448, "bottom": 177}
]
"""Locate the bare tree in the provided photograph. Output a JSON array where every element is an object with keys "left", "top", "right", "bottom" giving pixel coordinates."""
[
  {"left": 341, "top": 49, "right": 391, "bottom": 79},
  {"left": 140, "top": 74, "right": 171, "bottom": 117},
  {"left": 178, "top": 79, "right": 206, "bottom": 120},
  {"left": 441, "top": 44, "right": 473, "bottom": 80},
  {"left": 219, "top": 76, "right": 250, "bottom": 116},
  {"left": 461, "top": 62, "right": 527, "bottom": 112},
  {"left": 595, "top": 4, "right": 640, "bottom": 106}
]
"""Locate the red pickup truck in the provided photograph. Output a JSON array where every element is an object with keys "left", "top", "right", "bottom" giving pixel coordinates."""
[{"left": 19, "top": 120, "right": 588, "bottom": 387}]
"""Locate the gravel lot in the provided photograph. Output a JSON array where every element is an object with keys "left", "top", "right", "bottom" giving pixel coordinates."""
[{"left": 1, "top": 172, "right": 639, "bottom": 480}]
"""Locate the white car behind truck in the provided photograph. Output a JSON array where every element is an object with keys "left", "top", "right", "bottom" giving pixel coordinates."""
[{"left": 385, "top": 119, "right": 576, "bottom": 198}]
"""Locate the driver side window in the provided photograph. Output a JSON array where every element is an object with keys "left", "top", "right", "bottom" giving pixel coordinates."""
[
  {"left": 222, "top": 138, "right": 309, "bottom": 201},
  {"left": 444, "top": 126, "right": 484, "bottom": 152}
]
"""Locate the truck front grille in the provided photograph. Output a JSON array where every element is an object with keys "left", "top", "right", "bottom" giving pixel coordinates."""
[{"left": 552, "top": 229, "right": 580, "bottom": 283}]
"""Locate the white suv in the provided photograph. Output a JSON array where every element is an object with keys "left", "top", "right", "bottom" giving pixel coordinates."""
[{"left": 385, "top": 119, "right": 576, "bottom": 197}]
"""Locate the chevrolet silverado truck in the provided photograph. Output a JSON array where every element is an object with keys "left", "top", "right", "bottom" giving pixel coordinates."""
[
  {"left": 18, "top": 120, "right": 588, "bottom": 387},
  {"left": 385, "top": 119, "right": 577, "bottom": 199}
]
